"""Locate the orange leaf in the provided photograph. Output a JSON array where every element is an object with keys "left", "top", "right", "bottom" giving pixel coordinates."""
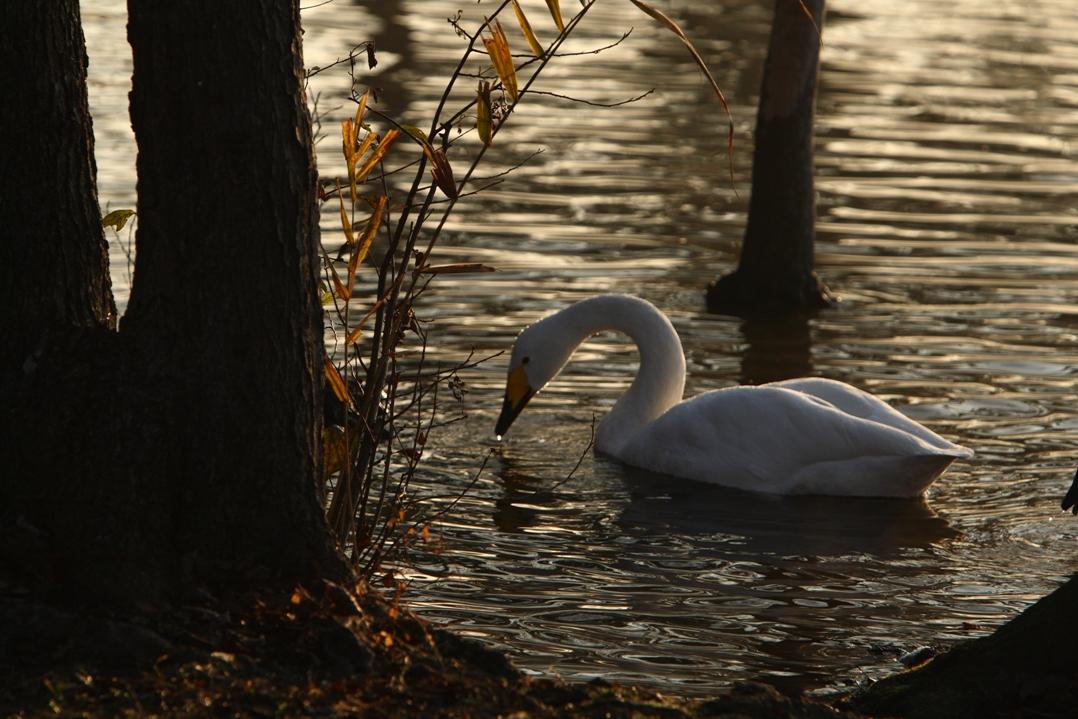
[
  {"left": 323, "top": 359, "right": 353, "bottom": 410},
  {"left": 345, "top": 296, "right": 387, "bottom": 347},
  {"left": 347, "top": 194, "right": 387, "bottom": 288},
  {"left": 355, "top": 129, "right": 401, "bottom": 183},
  {"left": 326, "top": 253, "right": 350, "bottom": 300},
  {"left": 336, "top": 180, "right": 355, "bottom": 248}
]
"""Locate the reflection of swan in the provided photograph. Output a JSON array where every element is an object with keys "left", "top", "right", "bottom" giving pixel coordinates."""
[
  {"left": 495, "top": 295, "right": 972, "bottom": 497},
  {"left": 618, "top": 468, "right": 956, "bottom": 556}
]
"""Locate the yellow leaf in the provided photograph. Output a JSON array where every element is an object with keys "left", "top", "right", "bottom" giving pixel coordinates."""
[
  {"left": 101, "top": 209, "right": 135, "bottom": 231},
  {"left": 476, "top": 80, "right": 493, "bottom": 146},
  {"left": 544, "top": 0, "right": 565, "bottom": 32},
  {"left": 512, "top": 0, "right": 544, "bottom": 57},
  {"left": 354, "top": 88, "right": 370, "bottom": 130},
  {"left": 354, "top": 129, "right": 401, "bottom": 183},
  {"left": 482, "top": 19, "right": 518, "bottom": 102}
]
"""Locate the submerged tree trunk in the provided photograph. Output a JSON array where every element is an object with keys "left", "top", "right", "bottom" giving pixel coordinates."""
[
  {"left": 1, "top": 0, "right": 344, "bottom": 602},
  {"left": 706, "top": 0, "right": 833, "bottom": 315},
  {"left": 0, "top": 0, "right": 115, "bottom": 381}
]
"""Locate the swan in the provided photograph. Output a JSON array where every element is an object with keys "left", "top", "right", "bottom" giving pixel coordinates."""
[{"left": 494, "top": 295, "right": 972, "bottom": 497}]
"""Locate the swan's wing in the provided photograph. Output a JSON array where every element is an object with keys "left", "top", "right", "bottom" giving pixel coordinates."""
[
  {"left": 618, "top": 386, "right": 967, "bottom": 496},
  {"left": 768, "top": 377, "right": 972, "bottom": 455}
]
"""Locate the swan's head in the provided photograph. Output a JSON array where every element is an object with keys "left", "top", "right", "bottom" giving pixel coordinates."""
[{"left": 494, "top": 314, "right": 577, "bottom": 438}]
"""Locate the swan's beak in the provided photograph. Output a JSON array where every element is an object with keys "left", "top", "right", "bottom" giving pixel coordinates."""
[{"left": 495, "top": 365, "right": 535, "bottom": 438}]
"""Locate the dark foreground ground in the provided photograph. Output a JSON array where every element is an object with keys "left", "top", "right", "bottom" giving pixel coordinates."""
[
  {"left": 2, "top": 575, "right": 1077, "bottom": 718},
  {"left": 0, "top": 580, "right": 860, "bottom": 718}
]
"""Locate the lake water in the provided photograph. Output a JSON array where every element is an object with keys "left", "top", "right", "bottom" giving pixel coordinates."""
[{"left": 83, "top": 0, "right": 1078, "bottom": 697}]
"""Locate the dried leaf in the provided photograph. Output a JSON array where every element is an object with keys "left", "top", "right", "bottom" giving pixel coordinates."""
[
  {"left": 512, "top": 0, "right": 544, "bottom": 57},
  {"left": 336, "top": 180, "right": 355, "bottom": 248},
  {"left": 345, "top": 297, "right": 387, "bottom": 346},
  {"left": 630, "top": 0, "right": 737, "bottom": 193},
  {"left": 354, "top": 129, "right": 401, "bottom": 183},
  {"left": 422, "top": 144, "right": 458, "bottom": 199},
  {"left": 323, "top": 425, "right": 350, "bottom": 476},
  {"left": 354, "top": 88, "right": 370, "bottom": 130},
  {"left": 101, "top": 209, "right": 135, "bottom": 231},
  {"left": 326, "top": 255, "right": 350, "bottom": 300},
  {"left": 323, "top": 359, "right": 353, "bottom": 410},
  {"left": 482, "top": 19, "right": 519, "bottom": 102},
  {"left": 544, "top": 0, "right": 565, "bottom": 32},
  {"left": 476, "top": 80, "right": 493, "bottom": 146},
  {"left": 348, "top": 194, "right": 387, "bottom": 288}
]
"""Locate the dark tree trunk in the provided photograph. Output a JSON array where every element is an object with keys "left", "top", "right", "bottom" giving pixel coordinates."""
[
  {"left": 706, "top": 0, "right": 833, "bottom": 315},
  {"left": 121, "top": 0, "right": 334, "bottom": 588},
  {"left": 0, "top": 0, "right": 116, "bottom": 382},
  {"left": 1, "top": 0, "right": 344, "bottom": 602}
]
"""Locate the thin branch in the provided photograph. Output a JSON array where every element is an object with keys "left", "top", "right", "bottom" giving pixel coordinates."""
[{"left": 527, "top": 88, "right": 654, "bottom": 108}]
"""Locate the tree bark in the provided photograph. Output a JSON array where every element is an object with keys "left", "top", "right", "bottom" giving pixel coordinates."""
[
  {"left": 1, "top": 0, "right": 345, "bottom": 601},
  {"left": 706, "top": 0, "right": 833, "bottom": 315},
  {"left": 0, "top": 0, "right": 116, "bottom": 382},
  {"left": 120, "top": 0, "right": 337, "bottom": 588}
]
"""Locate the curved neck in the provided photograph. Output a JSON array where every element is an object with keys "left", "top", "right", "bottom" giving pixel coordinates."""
[{"left": 557, "top": 296, "right": 686, "bottom": 456}]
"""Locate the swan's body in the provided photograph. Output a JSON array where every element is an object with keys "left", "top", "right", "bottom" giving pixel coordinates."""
[{"left": 495, "top": 295, "right": 972, "bottom": 497}]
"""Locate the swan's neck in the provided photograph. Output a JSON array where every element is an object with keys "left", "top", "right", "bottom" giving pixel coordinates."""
[{"left": 557, "top": 296, "right": 686, "bottom": 456}]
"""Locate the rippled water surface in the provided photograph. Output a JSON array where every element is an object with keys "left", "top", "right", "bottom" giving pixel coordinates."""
[{"left": 84, "top": 0, "right": 1078, "bottom": 696}]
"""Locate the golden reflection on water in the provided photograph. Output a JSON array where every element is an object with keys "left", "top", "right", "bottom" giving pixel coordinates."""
[{"left": 83, "top": 0, "right": 1078, "bottom": 696}]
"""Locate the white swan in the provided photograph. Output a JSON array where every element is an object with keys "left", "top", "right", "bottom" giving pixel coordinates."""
[{"left": 494, "top": 295, "right": 972, "bottom": 497}]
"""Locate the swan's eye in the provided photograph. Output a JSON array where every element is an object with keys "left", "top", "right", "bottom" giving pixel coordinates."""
[{"left": 521, "top": 356, "right": 530, "bottom": 365}]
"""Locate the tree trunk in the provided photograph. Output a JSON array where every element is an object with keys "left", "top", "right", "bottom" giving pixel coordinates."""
[
  {"left": 1, "top": 0, "right": 344, "bottom": 602},
  {"left": 121, "top": 0, "right": 334, "bottom": 588},
  {"left": 706, "top": 0, "right": 833, "bottom": 315},
  {"left": 0, "top": 0, "right": 115, "bottom": 382},
  {"left": 849, "top": 573, "right": 1078, "bottom": 719}
]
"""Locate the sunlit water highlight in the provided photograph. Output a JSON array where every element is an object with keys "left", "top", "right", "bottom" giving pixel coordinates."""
[{"left": 83, "top": 0, "right": 1078, "bottom": 696}]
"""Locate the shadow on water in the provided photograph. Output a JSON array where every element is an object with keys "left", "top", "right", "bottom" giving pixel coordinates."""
[{"left": 617, "top": 468, "right": 957, "bottom": 557}]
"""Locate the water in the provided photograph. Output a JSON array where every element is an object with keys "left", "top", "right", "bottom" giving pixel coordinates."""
[{"left": 83, "top": 0, "right": 1078, "bottom": 697}]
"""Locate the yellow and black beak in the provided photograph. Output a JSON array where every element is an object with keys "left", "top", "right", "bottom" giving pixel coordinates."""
[{"left": 495, "top": 365, "right": 535, "bottom": 437}]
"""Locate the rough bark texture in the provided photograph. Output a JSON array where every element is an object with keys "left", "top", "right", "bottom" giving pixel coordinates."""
[
  {"left": 2, "top": 0, "right": 344, "bottom": 601},
  {"left": 706, "top": 0, "right": 833, "bottom": 315},
  {"left": 0, "top": 0, "right": 116, "bottom": 381},
  {"left": 120, "top": 0, "right": 337, "bottom": 589}
]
